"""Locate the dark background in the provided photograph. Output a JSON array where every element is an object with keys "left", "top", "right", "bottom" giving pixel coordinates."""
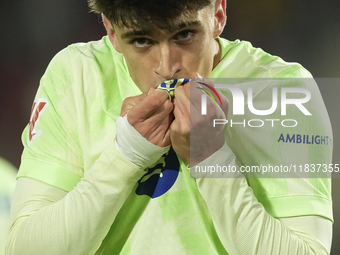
[{"left": 0, "top": 0, "right": 339, "bottom": 253}]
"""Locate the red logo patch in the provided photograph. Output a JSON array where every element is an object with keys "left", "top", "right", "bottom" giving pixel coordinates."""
[{"left": 28, "top": 98, "right": 49, "bottom": 146}]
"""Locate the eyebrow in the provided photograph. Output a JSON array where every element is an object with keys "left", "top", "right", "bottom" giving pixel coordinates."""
[
  {"left": 169, "top": 20, "right": 202, "bottom": 33},
  {"left": 121, "top": 30, "right": 150, "bottom": 40},
  {"left": 120, "top": 20, "right": 202, "bottom": 40}
]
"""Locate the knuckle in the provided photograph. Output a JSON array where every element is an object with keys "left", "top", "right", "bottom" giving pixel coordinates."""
[
  {"left": 122, "top": 96, "right": 132, "bottom": 105},
  {"left": 164, "top": 100, "right": 174, "bottom": 112},
  {"left": 147, "top": 96, "right": 161, "bottom": 108},
  {"left": 182, "top": 124, "right": 190, "bottom": 135},
  {"left": 174, "top": 119, "right": 190, "bottom": 134},
  {"left": 153, "top": 90, "right": 168, "bottom": 100},
  {"left": 127, "top": 114, "right": 138, "bottom": 126}
]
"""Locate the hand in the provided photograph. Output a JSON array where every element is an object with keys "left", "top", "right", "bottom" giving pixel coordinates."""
[
  {"left": 170, "top": 78, "right": 229, "bottom": 166},
  {"left": 120, "top": 88, "right": 174, "bottom": 147}
]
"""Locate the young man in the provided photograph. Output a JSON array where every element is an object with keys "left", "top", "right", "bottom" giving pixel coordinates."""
[{"left": 6, "top": 0, "right": 333, "bottom": 254}]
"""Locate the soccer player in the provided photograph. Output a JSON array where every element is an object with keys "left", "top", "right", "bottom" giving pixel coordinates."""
[{"left": 6, "top": 0, "right": 333, "bottom": 254}]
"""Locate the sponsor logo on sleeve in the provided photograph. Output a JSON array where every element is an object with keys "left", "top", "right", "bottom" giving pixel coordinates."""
[
  {"left": 28, "top": 98, "right": 49, "bottom": 146},
  {"left": 278, "top": 133, "right": 332, "bottom": 145}
]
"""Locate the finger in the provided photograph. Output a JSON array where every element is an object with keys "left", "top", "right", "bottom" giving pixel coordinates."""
[
  {"left": 193, "top": 79, "right": 229, "bottom": 116},
  {"left": 187, "top": 80, "right": 227, "bottom": 119},
  {"left": 129, "top": 90, "right": 171, "bottom": 123},
  {"left": 174, "top": 80, "right": 210, "bottom": 119},
  {"left": 171, "top": 104, "right": 190, "bottom": 140},
  {"left": 159, "top": 112, "right": 174, "bottom": 145},
  {"left": 135, "top": 103, "right": 174, "bottom": 146},
  {"left": 145, "top": 98, "right": 173, "bottom": 125},
  {"left": 172, "top": 98, "right": 183, "bottom": 119},
  {"left": 120, "top": 93, "right": 147, "bottom": 116},
  {"left": 144, "top": 89, "right": 173, "bottom": 121},
  {"left": 188, "top": 80, "right": 206, "bottom": 115},
  {"left": 199, "top": 80, "right": 229, "bottom": 115},
  {"left": 196, "top": 81, "right": 222, "bottom": 105},
  {"left": 173, "top": 85, "right": 190, "bottom": 117},
  {"left": 213, "top": 87, "right": 229, "bottom": 115},
  {"left": 151, "top": 89, "right": 171, "bottom": 103},
  {"left": 172, "top": 97, "right": 191, "bottom": 134}
]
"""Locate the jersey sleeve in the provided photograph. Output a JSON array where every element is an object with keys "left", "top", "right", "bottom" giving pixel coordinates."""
[
  {"left": 191, "top": 75, "right": 333, "bottom": 254},
  {"left": 211, "top": 39, "right": 333, "bottom": 222},
  {"left": 17, "top": 48, "right": 84, "bottom": 192},
  {"left": 230, "top": 77, "right": 333, "bottom": 222},
  {"left": 8, "top": 45, "right": 149, "bottom": 254}
]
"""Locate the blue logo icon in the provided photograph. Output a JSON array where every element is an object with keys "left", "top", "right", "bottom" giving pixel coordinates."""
[{"left": 135, "top": 147, "right": 180, "bottom": 198}]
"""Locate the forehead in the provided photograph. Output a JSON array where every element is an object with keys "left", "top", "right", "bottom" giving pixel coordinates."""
[{"left": 114, "top": 7, "right": 210, "bottom": 37}]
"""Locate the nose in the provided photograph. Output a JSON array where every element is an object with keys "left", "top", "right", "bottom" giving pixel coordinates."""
[{"left": 153, "top": 43, "right": 182, "bottom": 80}]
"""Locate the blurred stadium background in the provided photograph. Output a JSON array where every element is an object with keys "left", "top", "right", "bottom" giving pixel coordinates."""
[{"left": 1, "top": 0, "right": 339, "bottom": 254}]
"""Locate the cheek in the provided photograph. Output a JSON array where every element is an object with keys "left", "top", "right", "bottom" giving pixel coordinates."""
[
  {"left": 127, "top": 58, "right": 144, "bottom": 76},
  {"left": 182, "top": 39, "right": 206, "bottom": 64},
  {"left": 198, "top": 37, "right": 211, "bottom": 59},
  {"left": 185, "top": 37, "right": 214, "bottom": 74},
  {"left": 124, "top": 55, "right": 155, "bottom": 92}
]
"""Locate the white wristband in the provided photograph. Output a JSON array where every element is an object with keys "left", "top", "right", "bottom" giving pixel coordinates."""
[{"left": 115, "top": 114, "right": 170, "bottom": 169}]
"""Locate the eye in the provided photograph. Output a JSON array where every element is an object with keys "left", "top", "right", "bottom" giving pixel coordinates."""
[
  {"left": 131, "top": 38, "right": 152, "bottom": 48},
  {"left": 175, "top": 30, "right": 195, "bottom": 42}
]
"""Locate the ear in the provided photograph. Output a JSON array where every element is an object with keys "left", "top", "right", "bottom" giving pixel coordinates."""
[
  {"left": 102, "top": 14, "right": 122, "bottom": 53},
  {"left": 213, "top": 0, "right": 227, "bottom": 38}
]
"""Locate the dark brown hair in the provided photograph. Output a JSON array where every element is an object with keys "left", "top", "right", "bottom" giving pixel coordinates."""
[{"left": 88, "top": 0, "right": 214, "bottom": 29}]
